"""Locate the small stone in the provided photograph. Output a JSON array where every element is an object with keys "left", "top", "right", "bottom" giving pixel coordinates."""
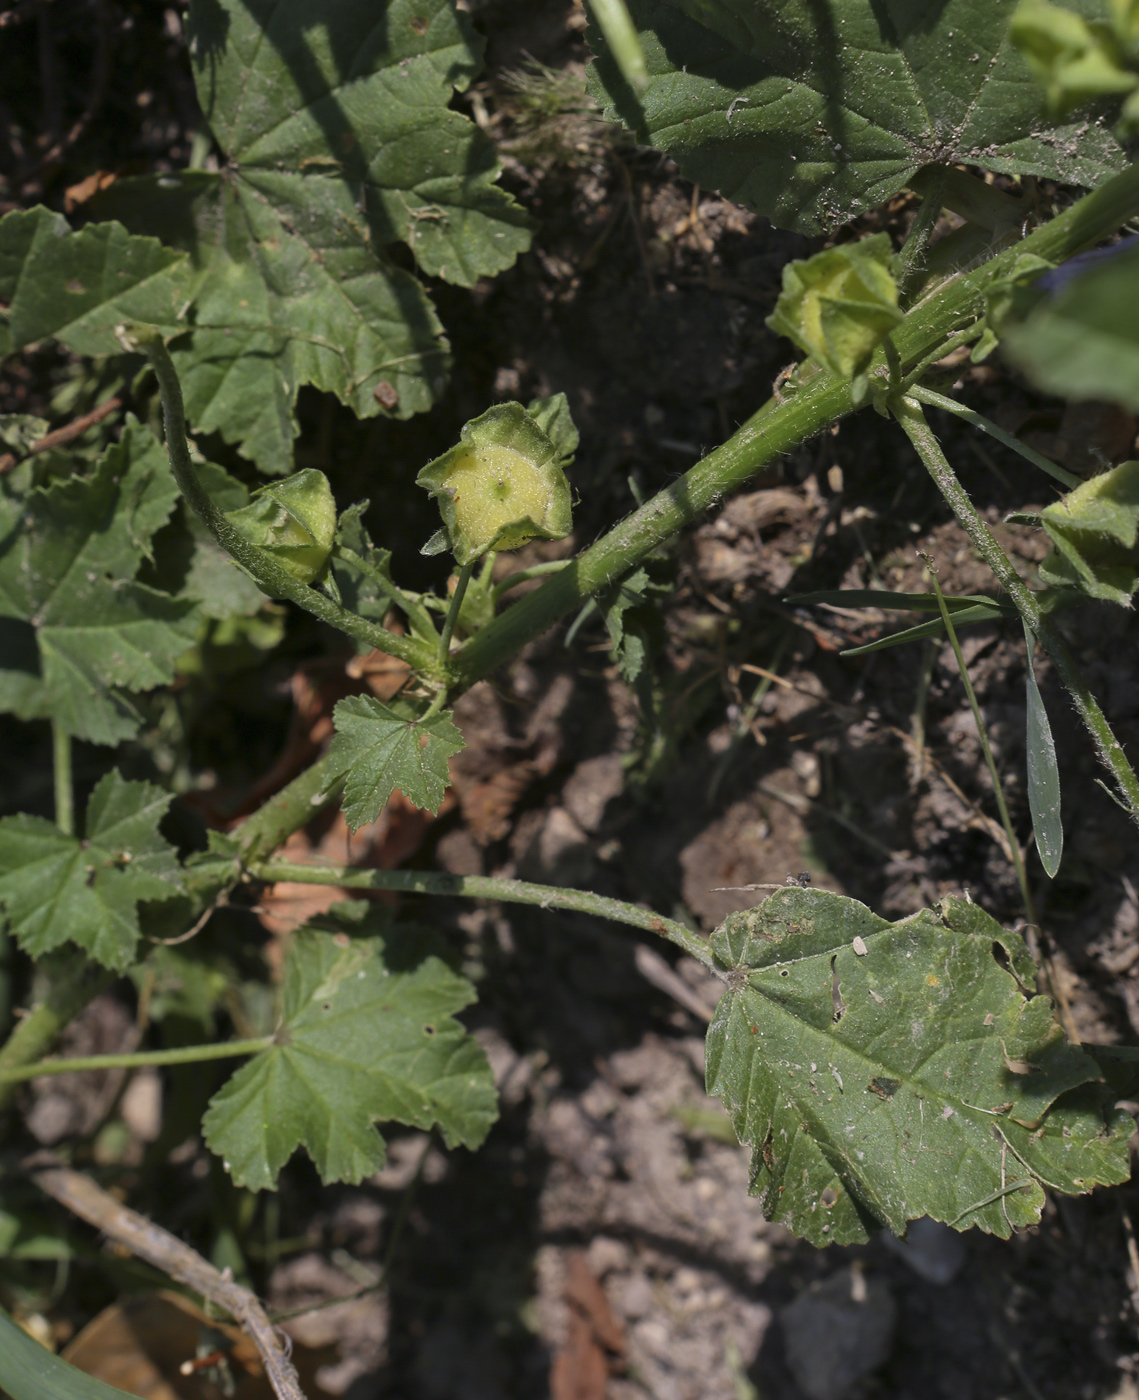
[
  {"left": 882, "top": 1216, "right": 967, "bottom": 1285},
  {"left": 780, "top": 1267, "right": 896, "bottom": 1400}
]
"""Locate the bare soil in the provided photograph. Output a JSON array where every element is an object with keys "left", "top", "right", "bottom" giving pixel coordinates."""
[{"left": 4, "top": 2, "right": 1139, "bottom": 1399}]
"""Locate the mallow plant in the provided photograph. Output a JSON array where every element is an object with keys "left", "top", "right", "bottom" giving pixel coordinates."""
[{"left": 5, "top": 0, "right": 1139, "bottom": 1392}]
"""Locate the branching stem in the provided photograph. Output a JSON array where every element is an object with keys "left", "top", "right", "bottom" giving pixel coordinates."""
[
  {"left": 894, "top": 396, "right": 1139, "bottom": 824},
  {"left": 123, "top": 326, "right": 441, "bottom": 679},
  {"left": 907, "top": 384, "right": 1080, "bottom": 489}
]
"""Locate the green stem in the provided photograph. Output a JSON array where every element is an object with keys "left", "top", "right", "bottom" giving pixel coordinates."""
[
  {"left": 253, "top": 859, "right": 719, "bottom": 972},
  {"left": 52, "top": 721, "right": 74, "bottom": 837},
  {"left": 491, "top": 560, "right": 571, "bottom": 607},
  {"left": 438, "top": 561, "right": 474, "bottom": 664},
  {"left": 449, "top": 160, "right": 1139, "bottom": 694},
  {"left": 334, "top": 546, "right": 438, "bottom": 642},
  {"left": 0, "top": 755, "right": 345, "bottom": 1106},
  {"left": 234, "top": 753, "right": 341, "bottom": 865},
  {"left": 0, "top": 962, "right": 113, "bottom": 1112},
  {"left": 894, "top": 395, "right": 1139, "bottom": 823},
  {"left": 590, "top": 0, "right": 648, "bottom": 91},
  {"left": 929, "top": 567, "right": 1035, "bottom": 921},
  {"left": 122, "top": 327, "right": 440, "bottom": 680},
  {"left": 0, "top": 1036, "right": 273, "bottom": 1087},
  {"left": 898, "top": 166, "right": 947, "bottom": 298},
  {"left": 907, "top": 385, "right": 1080, "bottom": 490}
]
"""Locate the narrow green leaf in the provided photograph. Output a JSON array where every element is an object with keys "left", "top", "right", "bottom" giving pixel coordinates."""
[
  {"left": 586, "top": 0, "right": 1124, "bottom": 236},
  {"left": 706, "top": 889, "right": 1129, "bottom": 1246},
  {"left": 0, "top": 771, "right": 183, "bottom": 970},
  {"left": 0, "top": 206, "right": 190, "bottom": 359},
  {"left": 328, "top": 697, "right": 466, "bottom": 830},
  {"left": 202, "top": 928, "right": 497, "bottom": 1190},
  {"left": 791, "top": 590, "right": 1013, "bottom": 615},
  {"left": 1023, "top": 623, "right": 1063, "bottom": 878},
  {"left": 839, "top": 604, "right": 1009, "bottom": 657},
  {"left": 0, "top": 1303, "right": 141, "bottom": 1400}
]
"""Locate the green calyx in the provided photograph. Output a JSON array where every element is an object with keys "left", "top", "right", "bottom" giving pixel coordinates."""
[
  {"left": 1040, "top": 458, "right": 1139, "bottom": 605},
  {"left": 225, "top": 469, "right": 337, "bottom": 585},
  {"left": 416, "top": 398, "right": 576, "bottom": 566},
  {"left": 1012, "top": 0, "right": 1139, "bottom": 133},
  {"left": 766, "top": 233, "right": 903, "bottom": 388}
]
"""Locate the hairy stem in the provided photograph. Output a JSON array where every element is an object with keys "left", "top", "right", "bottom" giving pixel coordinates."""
[
  {"left": 895, "top": 396, "right": 1139, "bottom": 823},
  {"left": 0, "top": 962, "right": 113, "bottom": 1112},
  {"left": 253, "top": 859, "right": 719, "bottom": 972},
  {"left": 0, "top": 1036, "right": 273, "bottom": 1086},
  {"left": 907, "top": 385, "right": 1080, "bottom": 490},
  {"left": 52, "top": 720, "right": 74, "bottom": 836},
  {"left": 438, "top": 561, "right": 474, "bottom": 664},
  {"left": 449, "top": 161, "right": 1139, "bottom": 694},
  {"left": 929, "top": 567, "right": 1034, "bottom": 916},
  {"left": 124, "top": 326, "right": 440, "bottom": 679},
  {"left": 0, "top": 758, "right": 343, "bottom": 1103},
  {"left": 898, "top": 165, "right": 947, "bottom": 298}
]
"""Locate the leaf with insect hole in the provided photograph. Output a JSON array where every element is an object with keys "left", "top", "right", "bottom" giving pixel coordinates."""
[
  {"left": 705, "top": 888, "right": 1130, "bottom": 1246},
  {"left": 202, "top": 928, "right": 497, "bottom": 1189}
]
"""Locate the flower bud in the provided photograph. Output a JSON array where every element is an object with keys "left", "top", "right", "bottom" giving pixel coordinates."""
[
  {"left": 766, "top": 233, "right": 903, "bottom": 383},
  {"left": 1040, "top": 458, "right": 1139, "bottom": 605},
  {"left": 416, "top": 403, "right": 573, "bottom": 565},
  {"left": 225, "top": 469, "right": 336, "bottom": 584}
]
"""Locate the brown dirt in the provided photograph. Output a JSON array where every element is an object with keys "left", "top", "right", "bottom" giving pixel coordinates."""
[{"left": 5, "top": 2, "right": 1139, "bottom": 1399}]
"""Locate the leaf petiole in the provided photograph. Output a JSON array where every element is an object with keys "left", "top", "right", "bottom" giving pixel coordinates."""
[
  {"left": 121, "top": 326, "right": 442, "bottom": 681},
  {"left": 0, "top": 1036, "right": 273, "bottom": 1086},
  {"left": 893, "top": 395, "right": 1139, "bottom": 826},
  {"left": 438, "top": 561, "right": 474, "bottom": 664},
  {"left": 52, "top": 721, "right": 74, "bottom": 837},
  {"left": 251, "top": 859, "right": 719, "bottom": 971}
]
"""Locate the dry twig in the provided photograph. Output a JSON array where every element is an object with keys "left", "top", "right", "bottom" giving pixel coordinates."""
[
  {"left": 0, "top": 394, "right": 122, "bottom": 473},
  {"left": 31, "top": 1165, "right": 308, "bottom": 1400}
]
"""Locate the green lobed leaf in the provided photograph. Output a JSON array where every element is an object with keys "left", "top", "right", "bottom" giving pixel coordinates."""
[
  {"left": 202, "top": 928, "right": 497, "bottom": 1189},
  {"left": 328, "top": 696, "right": 466, "bottom": 830},
  {"left": 1038, "top": 458, "right": 1139, "bottom": 605},
  {"left": 597, "top": 564, "right": 670, "bottom": 684},
  {"left": 1023, "top": 622, "right": 1063, "bottom": 878},
  {"left": 0, "top": 418, "right": 198, "bottom": 743},
  {"left": 706, "top": 889, "right": 1130, "bottom": 1246},
  {"left": 91, "top": 0, "right": 531, "bottom": 475},
  {"left": 586, "top": 0, "right": 1125, "bottom": 235},
  {"left": 0, "top": 1303, "right": 142, "bottom": 1400},
  {"left": 0, "top": 771, "right": 183, "bottom": 971},
  {"left": 1000, "top": 239, "right": 1139, "bottom": 411},
  {"left": 0, "top": 206, "right": 191, "bottom": 359}
]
